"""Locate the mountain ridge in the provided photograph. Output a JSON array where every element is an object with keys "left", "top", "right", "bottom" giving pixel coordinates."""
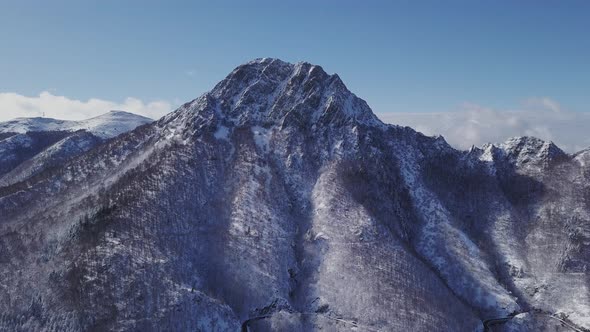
[
  {"left": 0, "top": 59, "right": 588, "bottom": 332},
  {"left": 0, "top": 110, "right": 153, "bottom": 138},
  {"left": 0, "top": 111, "right": 153, "bottom": 186}
]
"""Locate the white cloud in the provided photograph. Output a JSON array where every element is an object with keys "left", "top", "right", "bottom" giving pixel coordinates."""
[
  {"left": 523, "top": 97, "right": 563, "bottom": 113},
  {"left": 0, "top": 91, "right": 172, "bottom": 122},
  {"left": 377, "top": 98, "right": 590, "bottom": 153}
]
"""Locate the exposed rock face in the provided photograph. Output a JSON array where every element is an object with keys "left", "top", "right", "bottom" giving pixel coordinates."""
[{"left": 0, "top": 58, "right": 588, "bottom": 331}]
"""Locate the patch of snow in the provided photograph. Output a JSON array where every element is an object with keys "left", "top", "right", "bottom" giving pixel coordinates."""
[
  {"left": 214, "top": 125, "right": 230, "bottom": 140},
  {"left": 252, "top": 126, "right": 270, "bottom": 153}
]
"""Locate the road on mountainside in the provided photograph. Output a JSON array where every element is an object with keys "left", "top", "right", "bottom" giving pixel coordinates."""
[
  {"left": 483, "top": 311, "right": 586, "bottom": 332},
  {"left": 243, "top": 309, "right": 586, "bottom": 332},
  {"left": 241, "top": 310, "right": 381, "bottom": 332},
  {"left": 483, "top": 316, "right": 513, "bottom": 331}
]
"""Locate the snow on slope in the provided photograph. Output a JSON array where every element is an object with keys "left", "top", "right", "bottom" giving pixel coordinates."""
[
  {"left": 0, "top": 58, "right": 588, "bottom": 332},
  {"left": 0, "top": 111, "right": 154, "bottom": 185},
  {"left": 0, "top": 111, "right": 153, "bottom": 138},
  {"left": 0, "top": 117, "right": 70, "bottom": 133}
]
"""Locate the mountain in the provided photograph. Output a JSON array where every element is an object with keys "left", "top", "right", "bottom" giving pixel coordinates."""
[
  {"left": 0, "top": 111, "right": 152, "bottom": 186},
  {"left": 0, "top": 58, "right": 588, "bottom": 332},
  {"left": 0, "top": 111, "right": 153, "bottom": 138}
]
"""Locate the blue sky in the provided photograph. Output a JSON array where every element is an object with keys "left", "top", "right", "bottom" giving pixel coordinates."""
[{"left": 1, "top": 1, "right": 589, "bottom": 150}]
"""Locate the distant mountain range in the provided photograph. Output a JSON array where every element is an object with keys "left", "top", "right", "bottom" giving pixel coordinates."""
[
  {"left": 0, "top": 110, "right": 153, "bottom": 138},
  {"left": 0, "top": 111, "right": 152, "bottom": 187},
  {"left": 0, "top": 59, "right": 588, "bottom": 332}
]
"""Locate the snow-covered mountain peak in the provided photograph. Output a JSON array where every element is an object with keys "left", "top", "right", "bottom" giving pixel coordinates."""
[
  {"left": 573, "top": 147, "right": 590, "bottom": 167},
  {"left": 104, "top": 110, "right": 141, "bottom": 117},
  {"left": 2, "top": 60, "right": 590, "bottom": 331},
  {"left": 0, "top": 111, "right": 153, "bottom": 139},
  {"left": 476, "top": 136, "right": 568, "bottom": 170},
  {"left": 177, "top": 58, "right": 382, "bottom": 130},
  {"left": 499, "top": 136, "right": 566, "bottom": 163},
  {"left": 70, "top": 111, "right": 153, "bottom": 138},
  {"left": 0, "top": 117, "right": 72, "bottom": 134}
]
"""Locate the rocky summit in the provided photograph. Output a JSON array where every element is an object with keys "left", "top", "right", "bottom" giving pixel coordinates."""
[{"left": 0, "top": 58, "right": 588, "bottom": 331}]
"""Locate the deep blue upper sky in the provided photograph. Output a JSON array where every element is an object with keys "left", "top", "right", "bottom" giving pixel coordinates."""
[{"left": 1, "top": 0, "right": 588, "bottom": 114}]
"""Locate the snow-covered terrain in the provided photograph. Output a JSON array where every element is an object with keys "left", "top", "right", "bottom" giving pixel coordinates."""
[
  {"left": 0, "top": 110, "right": 153, "bottom": 138},
  {"left": 0, "top": 111, "right": 152, "bottom": 185},
  {"left": 0, "top": 58, "right": 588, "bottom": 332}
]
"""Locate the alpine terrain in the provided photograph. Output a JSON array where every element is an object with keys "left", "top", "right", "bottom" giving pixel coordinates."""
[
  {"left": 0, "top": 111, "right": 153, "bottom": 187},
  {"left": 0, "top": 58, "right": 588, "bottom": 332}
]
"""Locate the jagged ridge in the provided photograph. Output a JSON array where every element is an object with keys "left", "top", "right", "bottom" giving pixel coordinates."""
[{"left": 0, "top": 59, "right": 588, "bottom": 332}]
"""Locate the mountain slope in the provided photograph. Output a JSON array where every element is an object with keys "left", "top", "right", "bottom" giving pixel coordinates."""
[
  {"left": 0, "top": 111, "right": 153, "bottom": 186},
  {"left": 0, "top": 111, "right": 153, "bottom": 138},
  {"left": 0, "top": 58, "right": 587, "bottom": 332}
]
